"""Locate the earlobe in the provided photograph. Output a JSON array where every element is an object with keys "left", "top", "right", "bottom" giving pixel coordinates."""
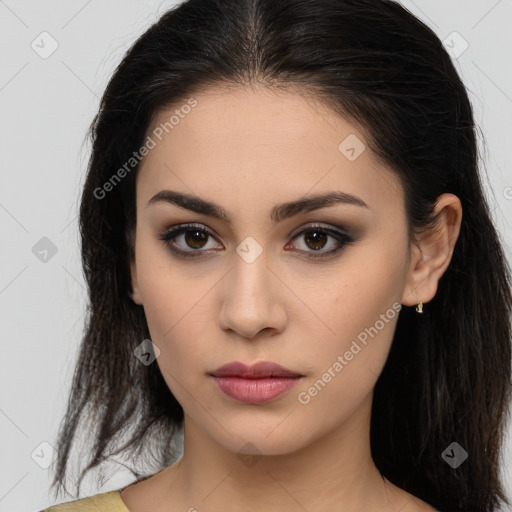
[
  {"left": 130, "top": 260, "right": 143, "bottom": 306},
  {"left": 401, "top": 193, "right": 462, "bottom": 308},
  {"left": 128, "top": 229, "right": 143, "bottom": 306}
]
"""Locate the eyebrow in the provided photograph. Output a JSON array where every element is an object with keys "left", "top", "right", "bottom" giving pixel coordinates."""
[{"left": 147, "top": 189, "right": 368, "bottom": 224}]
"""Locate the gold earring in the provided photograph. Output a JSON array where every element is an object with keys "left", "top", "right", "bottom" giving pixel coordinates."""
[{"left": 416, "top": 301, "right": 423, "bottom": 313}]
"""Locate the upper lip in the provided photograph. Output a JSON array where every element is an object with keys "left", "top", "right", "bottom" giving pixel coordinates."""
[{"left": 209, "top": 361, "right": 302, "bottom": 378}]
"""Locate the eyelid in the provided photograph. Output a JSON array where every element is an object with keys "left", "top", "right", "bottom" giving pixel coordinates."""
[
  {"left": 157, "top": 223, "right": 222, "bottom": 259},
  {"left": 286, "top": 223, "right": 354, "bottom": 259},
  {"left": 288, "top": 222, "right": 351, "bottom": 239},
  {"left": 159, "top": 221, "right": 355, "bottom": 259}
]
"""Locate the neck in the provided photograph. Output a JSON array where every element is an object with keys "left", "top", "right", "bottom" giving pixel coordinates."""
[{"left": 159, "top": 391, "right": 400, "bottom": 512}]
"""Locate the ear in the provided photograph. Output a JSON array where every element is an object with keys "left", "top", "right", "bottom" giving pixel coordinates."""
[
  {"left": 128, "top": 230, "right": 143, "bottom": 306},
  {"left": 130, "top": 259, "right": 143, "bottom": 306},
  {"left": 401, "top": 193, "right": 462, "bottom": 307}
]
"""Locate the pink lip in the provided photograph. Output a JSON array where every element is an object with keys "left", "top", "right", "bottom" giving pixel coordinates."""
[
  {"left": 212, "top": 376, "right": 300, "bottom": 403},
  {"left": 209, "top": 361, "right": 303, "bottom": 404},
  {"left": 210, "top": 361, "right": 302, "bottom": 378}
]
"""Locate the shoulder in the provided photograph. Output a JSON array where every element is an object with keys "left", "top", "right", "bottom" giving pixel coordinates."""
[{"left": 40, "top": 489, "right": 130, "bottom": 511}]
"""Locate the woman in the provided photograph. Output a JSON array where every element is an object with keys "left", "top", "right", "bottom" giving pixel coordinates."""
[{"left": 41, "top": 0, "right": 512, "bottom": 511}]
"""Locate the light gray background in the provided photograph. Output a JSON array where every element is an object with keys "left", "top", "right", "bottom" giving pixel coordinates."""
[{"left": 1, "top": 1, "right": 511, "bottom": 511}]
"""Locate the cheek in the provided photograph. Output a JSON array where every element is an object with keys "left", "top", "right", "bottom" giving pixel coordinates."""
[
  {"left": 136, "top": 229, "right": 197, "bottom": 325},
  {"left": 139, "top": 271, "right": 210, "bottom": 405},
  {"left": 303, "top": 242, "right": 406, "bottom": 335},
  {"left": 293, "top": 293, "right": 401, "bottom": 432},
  {"left": 295, "top": 234, "right": 408, "bottom": 391},
  {"left": 135, "top": 248, "right": 227, "bottom": 399},
  {"left": 134, "top": 237, "right": 199, "bottom": 356}
]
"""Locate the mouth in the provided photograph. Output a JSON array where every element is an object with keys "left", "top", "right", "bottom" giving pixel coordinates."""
[
  {"left": 209, "top": 360, "right": 303, "bottom": 378},
  {"left": 208, "top": 361, "right": 304, "bottom": 404}
]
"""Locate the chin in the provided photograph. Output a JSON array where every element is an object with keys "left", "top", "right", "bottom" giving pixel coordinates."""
[{"left": 207, "top": 421, "right": 312, "bottom": 458}]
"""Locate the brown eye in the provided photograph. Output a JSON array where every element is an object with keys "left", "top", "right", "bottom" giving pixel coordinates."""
[
  {"left": 159, "top": 222, "right": 355, "bottom": 261},
  {"left": 303, "top": 230, "right": 328, "bottom": 251},
  {"left": 287, "top": 224, "right": 355, "bottom": 260},
  {"left": 158, "top": 223, "right": 223, "bottom": 258},
  {"left": 184, "top": 229, "right": 209, "bottom": 249}
]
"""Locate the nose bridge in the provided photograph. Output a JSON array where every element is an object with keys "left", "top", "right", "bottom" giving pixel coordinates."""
[
  {"left": 218, "top": 247, "right": 286, "bottom": 338},
  {"left": 228, "top": 248, "right": 274, "bottom": 312}
]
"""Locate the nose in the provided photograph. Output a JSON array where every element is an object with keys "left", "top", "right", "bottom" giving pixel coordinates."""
[{"left": 217, "top": 252, "right": 287, "bottom": 340}]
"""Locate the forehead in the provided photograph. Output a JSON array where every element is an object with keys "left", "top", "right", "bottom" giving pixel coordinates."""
[
  {"left": 137, "top": 85, "right": 404, "bottom": 222},
  {"left": 146, "top": 85, "right": 368, "bottom": 159}
]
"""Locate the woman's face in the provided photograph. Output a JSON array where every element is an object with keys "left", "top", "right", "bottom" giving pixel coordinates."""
[{"left": 130, "top": 85, "right": 416, "bottom": 456}]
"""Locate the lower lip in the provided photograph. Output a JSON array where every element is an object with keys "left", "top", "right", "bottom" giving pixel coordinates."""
[{"left": 211, "top": 376, "right": 301, "bottom": 403}]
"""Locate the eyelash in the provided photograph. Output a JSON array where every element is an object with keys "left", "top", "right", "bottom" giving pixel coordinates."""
[{"left": 158, "top": 223, "right": 355, "bottom": 260}]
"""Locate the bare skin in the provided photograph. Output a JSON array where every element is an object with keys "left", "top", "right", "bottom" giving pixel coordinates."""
[{"left": 121, "top": 84, "right": 461, "bottom": 512}]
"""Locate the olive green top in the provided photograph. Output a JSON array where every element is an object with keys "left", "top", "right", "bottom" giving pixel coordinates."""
[{"left": 41, "top": 490, "right": 130, "bottom": 511}]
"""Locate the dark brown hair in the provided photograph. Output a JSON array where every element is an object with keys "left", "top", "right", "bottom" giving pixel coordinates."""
[{"left": 50, "top": 1, "right": 512, "bottom": 510}]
